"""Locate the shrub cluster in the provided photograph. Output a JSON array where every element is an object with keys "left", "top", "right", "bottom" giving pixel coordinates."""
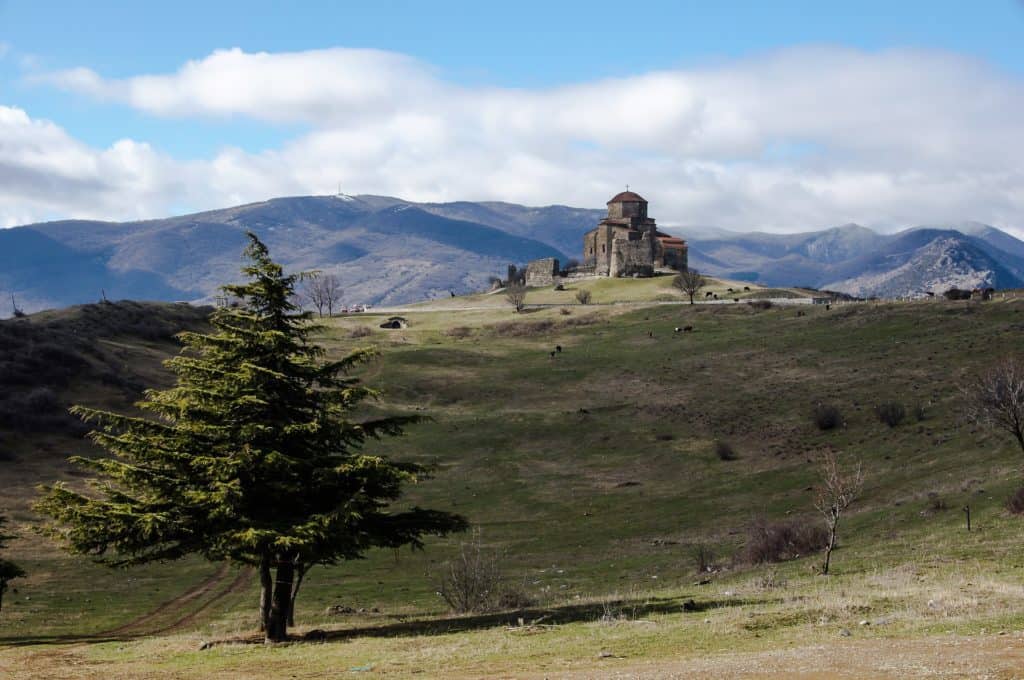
[
  {"left": 714, "top": 440, "right": 738, "bottom": 461},
  {"left": 875, "top": 401, "right": 906, "bottom": 427},
  {"left": 1006, "top": 488, "right": 1024, "bottom": 515},
  {"left": 738, "top": 519, "right": 829, "bottom": 564},
  {"left": 943, "top": 288, "right": 972, "bottom": 300},
  {"left": 438, "top": 536, "right": 534, "bottom": 613},
  {"left": 747, "top": 300, "right": 773, "bottom": 310},
  {"left": 575, "top": 289, "right": 593, "bottom": 305},
  {"left": 812, "top": 403, "right": 842, "bottom": 431}
]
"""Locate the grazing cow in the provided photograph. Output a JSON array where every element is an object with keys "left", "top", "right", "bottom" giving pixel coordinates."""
[
  {"left": 683, "top": 325, "right": 693, "bottom": 332},
  {"left": 825, "top": 304, "right": 831, "bottom": 311},
  {"left": 727, "top": 288, "right": 734, "bottom": 292},
  {"left": 555, "top": 345, "right": 562, "bottom": 353},
  {"left": 549, "top": 351, "right": 556, "bottom": 358},
  {"left": 797, "top": 310, "right": 806, "bottom": 317},
  {"left": 734, "top": 298, "right": 740, "bottom": 302},
  {"left": 713, "top": 294, "right": 719, "bottom": 300},
  {"left": 674, "top": 327, "right": 681, "bottom": 333},
  {"left": 705, "top": 291, "right": 714, "bottom": 297},
  {"left": 743, "top": 286, "right": 750, "bottom": 291}
]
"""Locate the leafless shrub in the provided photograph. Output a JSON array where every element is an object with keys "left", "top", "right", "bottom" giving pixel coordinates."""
[
  {"left": 715, "top": 440, "right": 738, "bottom": 461},
  {"left": 575, "top": 289, "right": 592, "bottom": 305},
  {"left": 496, "top": 581, "right": 536, "bottom": 610},
  {"left": 446, "top": 326, "right": 473, "bottom": 338},
  {"left": 923, "top": 491, "right": 948, "bottom": 515},
  {"left": 739, "top": 518, "right": 829, "bottom": 565},
  {"left": 692, "top": 543, "right": 717, "bottom": 573},
  {"left": 438, "top": 534, "right": 504, "bottom": 614},
  {"left": 1006, "top": 488, "right": 1024, "bottom": 515},
  {"left": 559, "top": 307, "right": 572, "bottom": 316},
  {"left": 506, "top": 281, "right": 527, "bottom": 313},
  {"left": 349, "top": 326, "right": 373, "bottom": 338},
  {"left": 962, "top": 357, "right": 1024, "bottom": 454},
  {"left": 812, "top": 403, "right": 842, "bottom": 431},
  {"left": 875, "top": 401, "right": 906, "bottom": 427},
  {"left": 814, "top": 451, "right": 864, "bottom": 574},
  {"left": 755, "top": 569, "right": 787, "bottom": 590}
]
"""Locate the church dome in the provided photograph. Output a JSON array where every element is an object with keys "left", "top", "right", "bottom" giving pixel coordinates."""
[{"left": 607, "top": 190, "right": 646, "bottom": 204}]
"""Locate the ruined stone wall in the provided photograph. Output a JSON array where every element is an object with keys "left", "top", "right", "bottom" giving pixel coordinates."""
[{"left": 525, "top": 257, "right": 560, "bottom": 287}]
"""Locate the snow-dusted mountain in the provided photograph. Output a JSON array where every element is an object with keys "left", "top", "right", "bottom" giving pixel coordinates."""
[{"left": 687, "top": 223, "right": 1024, "bottom": 297}]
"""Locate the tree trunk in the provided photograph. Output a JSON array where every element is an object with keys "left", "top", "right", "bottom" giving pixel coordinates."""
[
  {"left": 258, "top": 554, "right": 273, "bottom": 632},
  {"left": 822, "top": 520, "right": 838, "bottom": 575},
  {"left": 288, "top": 563, "right": 308, "bottom": 627},
  {"left": 689, "top": 293, "right": 694, "bottom": 305},
  {"left": 265, "top": 556, "right": 295, "bottom": 642}
]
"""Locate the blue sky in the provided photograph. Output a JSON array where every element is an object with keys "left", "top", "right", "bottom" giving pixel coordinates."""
[{"left": 1, "top": 0, "right": 1023, "bottom": 230}]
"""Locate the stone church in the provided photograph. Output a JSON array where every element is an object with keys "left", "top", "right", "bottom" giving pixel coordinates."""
[
  {"left": 583, "top": 190, "right": 687, "bottom": 277},
  {"left": 521, "top": 190, "right": 688, "bottom": 286}
]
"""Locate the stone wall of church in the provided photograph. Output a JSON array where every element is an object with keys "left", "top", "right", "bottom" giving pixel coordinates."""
[{"left": 611, "top": 236, "right": 656, "bottom": 277}]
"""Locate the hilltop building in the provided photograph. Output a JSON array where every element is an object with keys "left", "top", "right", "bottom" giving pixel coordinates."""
[
  {"left": 583, "top": 190, "right": 687, "bottom": 277},
  {"left": 520, "top": 190, "right": 688, "bottom": 286}
]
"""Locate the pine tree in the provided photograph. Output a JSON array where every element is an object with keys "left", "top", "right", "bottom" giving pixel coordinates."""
[
  {"left": 0, "top": 515, "right": 26, "bottom": 615},
  {"left": 36, "top": 233, "right": 467, "bottom": 641}
]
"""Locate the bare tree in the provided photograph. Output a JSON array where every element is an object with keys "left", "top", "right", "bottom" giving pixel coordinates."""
[
  {"left": 963, "top": 357, "right": 1024, "bottom": 455},
  {"left": 813, "top": 451, "right": 864, "bottom": 575},
  {"left": 302, "top": 274, "right": 343, "bottom": 317},
  {"left": 672, "top": 269, "right": 707, "bottom": 305},
  {"left": 506, "top": 281, "right": 527, "bottom": 313}
]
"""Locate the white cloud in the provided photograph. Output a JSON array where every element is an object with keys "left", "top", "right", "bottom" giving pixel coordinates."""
[{"left": 8, "top": 45, "right": 1024, "bottom": 233}]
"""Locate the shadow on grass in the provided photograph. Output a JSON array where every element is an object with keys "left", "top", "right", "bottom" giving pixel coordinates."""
[{"left": 0, "top": 593, "right": 765, "bottom": 648}]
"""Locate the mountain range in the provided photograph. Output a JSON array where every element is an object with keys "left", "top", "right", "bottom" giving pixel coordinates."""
[{"left": 2, "top": 195, "right": 1022, "bottom": 315}]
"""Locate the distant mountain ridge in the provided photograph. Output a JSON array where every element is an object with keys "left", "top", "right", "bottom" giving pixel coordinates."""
[
  {"left": 687, "top": 223, "right": 1024, "bottom": 297},
  {"left": 1, "top": 194, "right": 1021, "bottom": 315}
]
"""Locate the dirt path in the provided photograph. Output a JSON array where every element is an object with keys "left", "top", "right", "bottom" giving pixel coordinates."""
[{"left": 99, "top": 563, "right": 251, "bottom": 637}]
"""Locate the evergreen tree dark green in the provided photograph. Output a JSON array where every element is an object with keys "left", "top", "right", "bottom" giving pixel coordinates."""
[
  {"left": 0, "top": 515, "right": 26, "bottom": 614},
  {"left": 36, "top": 234, "right": 466, "bottom": 641}
]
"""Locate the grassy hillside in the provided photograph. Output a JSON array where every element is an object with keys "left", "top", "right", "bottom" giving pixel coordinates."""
[{"left": 3, "top": 295, "right": 1024, "bottom": 676}]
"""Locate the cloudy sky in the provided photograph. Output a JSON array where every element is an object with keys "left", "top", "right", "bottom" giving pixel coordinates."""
[{"left": 1, "top": 0, "right": 1023, "bottom": 232}]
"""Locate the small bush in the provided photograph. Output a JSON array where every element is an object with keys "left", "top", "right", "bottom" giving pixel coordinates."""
[
  {"left": 1006, "top": 488, "right": 1024, "bottom": 515},
  {"left": 445, "top": 326, "right": 473, "bottom": 338},
  {"left": 739, "top": 519, "right": 829, "bottom": 564},
  {"left": 747, "top": 300, "right": 773, "bottom": 310},
  {"left": 438, "top": 535, "right": 504, "bottom": 613},
  {"left": 559, "top": 307, "right": 572, "bottom": 316},
  {"left": 923, "top": 492, "right": 948, "bottom": 515},
  {"left": 496, "top": 582, "right": 536, "bottom": 610},
  {"left": 944, "top": 288, "right": 972, "bottom": 301},
  {"left": 875, "top": 401, "right": 906, "bottom": 427},
  {"left": 349, "top": 326, "right": 373, "bottom": 338},
  {"left": 692, "top": 543, "right": 717, "bottom": 573},
  {"left": 812, "top": 403, "right": 842, "bottom": 431},
  {"left": 714, "top": 440, "right": 738, "bottom": 461},
  {"left": 575, "top": 289, "right": 593, "bottom": 305}
]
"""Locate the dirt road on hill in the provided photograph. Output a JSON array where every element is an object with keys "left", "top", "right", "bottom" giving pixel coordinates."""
[{"left": 99, "top": 564, "right": 252, "bottom": 637}]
